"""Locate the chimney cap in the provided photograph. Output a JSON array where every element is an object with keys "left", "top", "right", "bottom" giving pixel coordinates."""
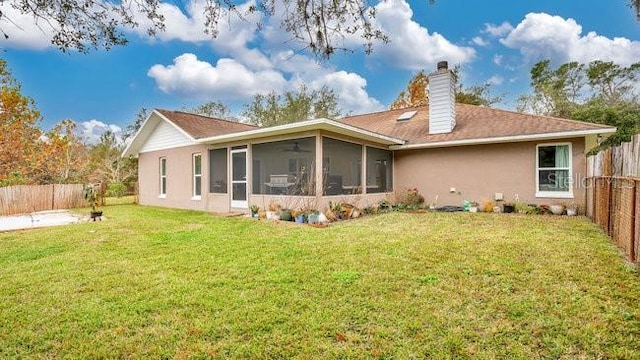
[{"left": 437, "top": 61, "right": 448, "bottom": 71}]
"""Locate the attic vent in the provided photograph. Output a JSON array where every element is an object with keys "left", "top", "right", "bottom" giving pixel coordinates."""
[{"left": 397, "top": 110, "right": 417, "bottom": 121}]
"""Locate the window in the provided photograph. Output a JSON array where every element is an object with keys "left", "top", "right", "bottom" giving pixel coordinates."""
[
  {"left": 322, "top": 137, "right": 362, "bottom": 195},
  {"left": 252, "top": 138, "right": 316, "bottom": 195},
  {"left": 192, "top": 153, "right": 202, "bottom": 199},
  {"left": 209, "top": 148, "right": 227, "bottom": 194},
  {"left": 536, "top": 143, "right": 572, "bottom": 198},
  {"left": 159, "top": 157, "right": 167, "bottom": 198},
  {"left": 366, "top": 147, "right": 393, "bottom": 193}
]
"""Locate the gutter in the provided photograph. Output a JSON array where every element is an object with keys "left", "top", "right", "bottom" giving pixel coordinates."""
[{"left": 389, "top": 128, "right": 617, "bottom": 150}]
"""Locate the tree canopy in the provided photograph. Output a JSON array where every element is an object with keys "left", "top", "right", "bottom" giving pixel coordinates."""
[
  {"left": 2, "top": 0, "right": 399, "bottom": 58},
  {"left": 0, "top": 58, "right": 141, "bottom": 187},
  {"left": 185, "top": 101, "right": 234, "bottom": 121},
  {"left": 518, "top": 59, "right": 640, "bottom": 149},
  {"left": 242, "top": 85, "right": 341, "bottom": 127},
  {"left": 7, "top": 1, "right": 638, "bottom": 58},
  {"left": 391, "top": 67, "right": 502, "bottom": 109},
  {"left": 0, "top": 59, "right": 42, "bottom": 185}
]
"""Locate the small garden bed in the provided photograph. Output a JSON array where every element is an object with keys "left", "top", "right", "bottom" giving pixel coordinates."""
[{"left": 249, "top": 189, "right": 582, "bottom": 227}]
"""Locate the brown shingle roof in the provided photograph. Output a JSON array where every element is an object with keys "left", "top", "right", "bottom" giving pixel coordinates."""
[
  {"left": 156, "top": 109, "right": 257, "bottom": 139},
  {"left": 340, "top": 104, "right": 614, "bottom": 144}
]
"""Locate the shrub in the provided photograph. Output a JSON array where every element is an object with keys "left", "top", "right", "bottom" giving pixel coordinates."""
[
  {"left": 106, "top": 182, "right": 127, "bottom": 198},
  {"left": 403, "top": 188, "right": 425, "bottom": 207}
]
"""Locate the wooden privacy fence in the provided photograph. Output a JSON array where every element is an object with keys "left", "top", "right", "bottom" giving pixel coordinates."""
[
  {"left": 0, "top": 184, "right": 86, "bottom": 216},
  {"left": 586, "top": 177, "right": 639, "bottom": 264},
  {"left": 586, "top": 134, "right": 640, "bottom": 265}
]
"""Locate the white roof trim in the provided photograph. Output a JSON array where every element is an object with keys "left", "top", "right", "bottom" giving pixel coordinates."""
[
  {"left": 122, "top": 110, "right": 197, "bottom": 158},
  {"left": 196, "top": 118, "right": 405, "bottom": 146},
  {"left": 389, "top": 128, "right": 617, "bottom": 150}
]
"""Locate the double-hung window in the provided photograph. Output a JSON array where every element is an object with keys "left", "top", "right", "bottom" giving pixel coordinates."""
[
  {"left": 159, "top": 157, "right": 167, "bottom": 198},
  {"left": 193, "top": 153, "right": 202, "bottom": 199},
  {"left": 536, "top": 143, "right": 572, "bottom": 198}
]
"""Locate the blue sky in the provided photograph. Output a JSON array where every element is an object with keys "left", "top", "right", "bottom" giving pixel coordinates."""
[{"left": 1, "top": 0, "right": 638, "bottom": 142}]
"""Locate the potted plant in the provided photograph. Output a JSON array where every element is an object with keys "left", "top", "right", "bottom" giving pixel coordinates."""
[
  {"left": 503, "top": 202, "right": 515, "bottom": 213},
  {"left": 266, "top": 201, "right": 280, "bottom": 220},
  {"left": 308, "top": 210, "right": 320, "bottom": 224},
  {"left": 82, "top": 184, "right": 103, "bottom": 221},
  {"left": 250, "top": 204, "right": 260, "bottom": 218},
  {"left": 565, "top": 202, "right": 578, "bottom": 216},
  {"left": 549, "top": 203, "right": 565, "bottom": 215},
  {"left": 279, "top": 208, "right": 292, "bottom": 221},
  {"left": 469, "top": 201, "right": 479, "bottom": 213},
  {"left": 294, "top": 209, "right": 308, "bottom": 223}
]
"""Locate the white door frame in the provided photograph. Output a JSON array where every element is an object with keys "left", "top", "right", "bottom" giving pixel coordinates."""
[{"left": 230, "top": 148, "right": 248, "bottom": 209}]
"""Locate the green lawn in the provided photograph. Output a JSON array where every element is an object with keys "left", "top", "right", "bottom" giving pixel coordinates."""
[{"left": 1, "top": 205, "right": 639, "bottom": 359}]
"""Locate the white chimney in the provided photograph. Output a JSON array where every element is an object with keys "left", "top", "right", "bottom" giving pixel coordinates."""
[{"left": 428, "top": 61, "right": 456, "bottom": 134}]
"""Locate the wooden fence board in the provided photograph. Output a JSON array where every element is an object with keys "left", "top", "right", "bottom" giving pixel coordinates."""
[{"left": 0, "top": 184, "right": 84, "bottom": 216}]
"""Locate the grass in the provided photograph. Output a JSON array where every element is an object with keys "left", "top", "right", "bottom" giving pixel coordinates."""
[
  {"left": 0, "top": 205, "right": 639, "bottom": 359},
  {"left": 103, "top": 195, "right": 137, "bottom": 206}
]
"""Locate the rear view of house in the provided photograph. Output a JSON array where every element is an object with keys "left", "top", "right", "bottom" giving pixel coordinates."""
[{"left": 123, "top": 62, "right": 615, "bottom": 213}]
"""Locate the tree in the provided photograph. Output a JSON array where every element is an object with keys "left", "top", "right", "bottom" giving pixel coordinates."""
[
  {"left": 456, "top": 83, "right": 503, "bottom": 107},
  {"left": 586, "top": 60, "right": 640, "bottom": 105},
  {"left": 572, "top": 100, "right": 640, "bottom": 149},
  {"left": 391, "top": 67, "right": 502, "bottom": 109},
  {"left": 89, "top": 130, "right": 137, "bottom": 185},
  {"left": 516, "top": 60, "right": 585, "bottom": 118},
  {"left": 0, "top": 59, "right": 41, "bottom": 185},
  {"left": 185, "top": 101, "right": 233, "bottom": 120},
  {"left": 2, "top": 0, "right": 397, "bottom": 58},
  {"left": 33, "top": 119, "right": 90, "bottom": 184},
  {"left": 518, "top": 59, "right": 640, "bottom": 150},
  {"left": 391, "top": 70, "right": 429, "bottom": 109},
  {"left": 243, "top": 85, "right": 341, "bottom": 127},
  {"left": 123, "top": 107, "right": 149, "bottom": 142}
]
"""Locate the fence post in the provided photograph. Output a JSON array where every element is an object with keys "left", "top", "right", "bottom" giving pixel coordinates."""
[
  {"left": 631, "top": 180, "right": 637, "bottom": 262},
  {"left": 51, "top": 184, "right": 56, "bottom": 210},
  {"left": 608, "top": 177, "right": 613, "bottom": 236}
]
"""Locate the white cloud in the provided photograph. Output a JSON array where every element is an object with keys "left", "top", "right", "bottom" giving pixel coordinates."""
[
  {"left": 80, "top": 120, "right": 123, "bottom": 144},
  {"left": 483, "top": 21, "right": 514, "bottom": 37},
  {"left": 493, "top": 54, "right": 504, "bottom": 66},
  {"left": 128, "top": 0, "right": 208, "bottom": 43},
  {"left": 486, "top": 75, "right": 504, "bottom": 85},
  {"left": 471, "top": 36, "right": 488, "bottom": 47},
  {"left": 368, "top": 0, "right": 475, "bottom": 70},
  {"left": 0, "top": 4, "right": 55, "bottom": 50},
  {"left": 148, "top": 51, "right": 384, "bottom": 115},
  {"left": 501, "top": 12, "right": 640, "bottom": 66},
  {"left": 310, "top": 71, "right": 384, "bottom": 114},
  {"left": 147, "top": 53, "right": 288, "bottom": 100}
]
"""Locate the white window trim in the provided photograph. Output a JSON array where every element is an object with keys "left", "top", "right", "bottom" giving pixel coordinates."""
[
  {"left": 159, "top": 157, "right": 167, "bottom": 198},
  {"left": 535, "top": 142, "right": 573, "bottom": 199},
  {"left": 192, "top": 153, "right": 202, "bottom": 200}
]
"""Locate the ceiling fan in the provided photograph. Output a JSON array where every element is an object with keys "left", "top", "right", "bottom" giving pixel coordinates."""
[{"left": 283, "top": 142, "right": 311, "bottom": 153}]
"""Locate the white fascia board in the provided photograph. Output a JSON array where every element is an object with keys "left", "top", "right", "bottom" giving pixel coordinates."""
[
  {"left": 389, "top": 128, "right": 617, "bottom": 150},
  {"left": 121, "top": 110, "right": 197, "bottom": 158},
  {"left": 196, "top": 118, "right": 405, "bottom": 146}
]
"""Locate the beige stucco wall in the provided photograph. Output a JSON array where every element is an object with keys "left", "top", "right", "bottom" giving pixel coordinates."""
[
  {"left": 393, "top": 138, "right": 587, "bottom": 208},
  {"left": 138, "top": 144, "right": 211, "bottom": 211},
  {"left": 138, "top": 134, "right": 587, "bottom": 214},
  {"left": 137, "top": 132, "right": 393, "bottom": 213}
]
